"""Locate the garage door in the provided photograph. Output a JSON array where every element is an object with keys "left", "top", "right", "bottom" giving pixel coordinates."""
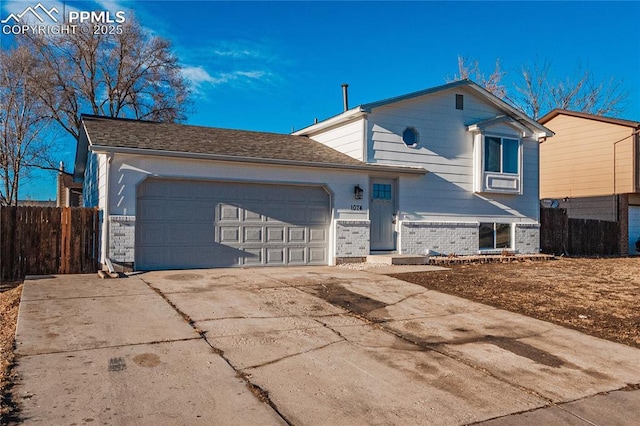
[
  {"left": 136, "top": 179, "right": 330, "bottom": 270},
  {"left": 629, "top": 206, "right": 640, "bottom": 255}
]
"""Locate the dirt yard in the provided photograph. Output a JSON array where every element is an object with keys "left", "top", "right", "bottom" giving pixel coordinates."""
[
  {"left": 1, "top": 258, "right": 638, "bottom": 419},
  {"left": 0, "top": 283, "right": 22, "bottom": 420},
  {"left": 390, "top": 257, "right": 640, "bottom": 349}
]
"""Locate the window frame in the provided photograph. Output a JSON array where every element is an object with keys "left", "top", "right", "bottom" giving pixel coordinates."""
[
  {"left": 402, "top": 127, "right": 419, "bottom": 147},
  {"left": 473, "top": 132, "right": 523, "bottom": 194},
  {"left": 479, "top": 222, "right": 512, "bottom": 251},
  {"left": 484, "top": 135, "right": 520, "bottom": 175},
  {"left": 372, "top": 183, "right": 392, "bottom": 200}
]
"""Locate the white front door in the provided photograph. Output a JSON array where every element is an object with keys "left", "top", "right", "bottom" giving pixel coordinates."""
[{"left": 370, "top": 179, "right": 396, "bottom": 251}]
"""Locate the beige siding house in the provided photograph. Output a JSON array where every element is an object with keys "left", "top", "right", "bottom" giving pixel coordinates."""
[{"left": 538, "top": 109, "right": 640, "bottom": 254}]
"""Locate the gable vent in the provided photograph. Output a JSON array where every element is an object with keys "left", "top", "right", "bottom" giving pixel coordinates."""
[{"left": 455, "top": 94, "right": 464, "bottom": 110}]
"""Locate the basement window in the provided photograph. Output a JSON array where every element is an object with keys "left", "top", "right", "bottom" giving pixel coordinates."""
[
  {"left": 479, "top": 223, "right": 511, "bottom": 250},
  {"left": 402, "top": 127, "right": 419, "bottom": 147}
]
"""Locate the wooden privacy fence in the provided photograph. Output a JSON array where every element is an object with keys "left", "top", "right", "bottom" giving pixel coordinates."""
[
  {"left": 540, "top": 208, "right": 619, "bottom": 256},
  {"left": 0, "top": 206, "right": 99, "bottom": 282}
]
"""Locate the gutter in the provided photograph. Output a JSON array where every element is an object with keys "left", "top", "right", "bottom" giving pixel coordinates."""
[
  {"left": 88, "top": 144, "right": 427, "bottom": 176},
  {"left": 101, "top": 152, "right": 113, "bottom": 269}
]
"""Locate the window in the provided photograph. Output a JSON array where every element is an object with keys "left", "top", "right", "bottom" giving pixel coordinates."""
[
  {"left": 479, "top": 223, "right": 511, "bottom": 250},
  {"left": 455, "top": 94, "right": 464, "bottom": 110},
  {"left": 484, "top": 136, "right": 519, "bottom": 174},
  {"left": 402, "top": 127, "right": 418, "bottom": 146},
  {"left": 372, "top": 183, "right": 392, "bottom": 199}
]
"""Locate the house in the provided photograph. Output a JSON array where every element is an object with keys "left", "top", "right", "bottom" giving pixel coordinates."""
[
  {"left": 74, "top": 115, "right": 423, "bottom": 270},
  {"left": 538, "top": 109, "right": 640, "bottom": 255},
  {"left": 74, "top": 79, "right": 552, "bottom": 271},
  {"left": 57, "top": 162, "right": 83, "bottom": 207},
  {"left": 17, "top": 200, "right": 56, "bottom": 207},
  {"left": 295, "top": 80, "right": 552, "bottom": 256}
]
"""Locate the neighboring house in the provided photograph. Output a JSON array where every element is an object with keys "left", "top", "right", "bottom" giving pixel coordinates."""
[
  {"left": 57, "top": 162, "right": 83, "bottom": 207},
  {"left": 74, "top": 79, "right": 552, "bottom": 271},
  {"left": 17, "top": 200, "right": 56, "bottom": 207},
  {"left": 538, "top": 109, "right": 640, "bottom": 255}
]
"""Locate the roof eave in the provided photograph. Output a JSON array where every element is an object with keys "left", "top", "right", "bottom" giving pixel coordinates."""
[
  {"left": 539, "top": 109, "right": 640, "bottom": 129},
  {"left": 293, "top": 107, "right": 367, "bottom": 136},
  {"left": 463, "top": 83, "right": 554, "bottom": 137},
  {"left": 89, "top": 145, "right": 427, "bottom": 175},
  {"left": 360, "top": 79, "right": 473, "bottom": 111}
]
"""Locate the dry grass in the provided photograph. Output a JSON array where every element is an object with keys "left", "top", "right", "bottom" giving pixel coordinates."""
[
  {"left": 1, "top": 284, "right": 22, "bottom": 421},
  {"left": 390, "top": 257, "right": 640, "bottom": 348}
]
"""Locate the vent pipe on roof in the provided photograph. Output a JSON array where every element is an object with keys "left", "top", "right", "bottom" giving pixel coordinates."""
[{"left": 341, "top": 83, "right": 349, "bottom": 112}]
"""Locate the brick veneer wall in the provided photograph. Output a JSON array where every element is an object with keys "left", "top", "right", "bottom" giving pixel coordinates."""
[
  {"left": 514, "top": 223, "right": 540, "bottom": 253},
  {"left": 109, "top": 215, "right": 135, "bottom": 262},
  {"left": 400, "top": 221, "right": 479, "bottom": 256},
  {"left": 335, "top": 220, "right": 370, "bottom": 260}
]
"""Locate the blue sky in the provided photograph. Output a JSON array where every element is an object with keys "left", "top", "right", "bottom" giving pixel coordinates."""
[{"left": 2, "top": 0, "right": 640, "bottom": 200}]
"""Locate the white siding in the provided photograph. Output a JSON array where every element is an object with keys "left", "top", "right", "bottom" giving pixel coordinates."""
[
  {"left": 83, "top": 152, "right": 108, "bottom": 264},
  {"left": 305, "top": 117, "right": 364, "bottom": 161},
  {"left": 107, "top": 154, "right": 369, "bottom": 219},
  {"left": 82, "top": 152, "right": 99, "bottom": 208},
  {"left": 97, "top": 154, "right": 108, "bottom": 211},
  {"left": 367, "top": 86, "right": 540, "bottom": 224},
  {"left": 104, "top": 153, "right": 370, "bottom": 264}
]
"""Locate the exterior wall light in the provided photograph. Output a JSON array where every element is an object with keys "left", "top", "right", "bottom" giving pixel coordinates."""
[{"left": 354, "top": 184, "right": 364, "bottom": 200}]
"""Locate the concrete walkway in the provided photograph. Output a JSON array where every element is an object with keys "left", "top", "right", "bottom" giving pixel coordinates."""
[{"left": 12, "top": 267, "right": 640, "bottom": 425}]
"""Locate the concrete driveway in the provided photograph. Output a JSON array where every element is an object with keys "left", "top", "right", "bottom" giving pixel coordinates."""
[{"left": 13, "top": 267, "right": 640, "bottom": 425}]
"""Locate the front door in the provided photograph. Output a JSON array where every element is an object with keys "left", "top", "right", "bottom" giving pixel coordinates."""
[{"left": 370, "top": 179, "right": 396, "bottom": 251}]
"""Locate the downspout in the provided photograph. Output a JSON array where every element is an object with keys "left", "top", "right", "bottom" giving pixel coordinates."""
[
  {"left": 101, "top": 152, "right": 114, "bottom": 269},
  {"left": 612, "top": 128, "right": 640, "bottom": 255},
  {"left": 612, "top": 128, "right": 640, "bottom": 195}
]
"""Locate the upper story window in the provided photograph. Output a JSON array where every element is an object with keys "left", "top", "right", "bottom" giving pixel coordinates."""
[
  {"left": 484, "top": 136, "right": 519, "bottom": 174},
  {"left": 472, "top": 133, "right": 522, "bottom": 194},
  {"left": 402, "top": 127, "right": 419, "bottom": 147}
]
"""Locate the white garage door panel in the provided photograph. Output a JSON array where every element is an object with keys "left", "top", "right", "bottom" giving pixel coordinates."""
[
  {"left": 136, "top": 179, "right": 330, "bottom": 270},
  {"left": 629, "top": 206, "right": 640, "bottom": 254}
]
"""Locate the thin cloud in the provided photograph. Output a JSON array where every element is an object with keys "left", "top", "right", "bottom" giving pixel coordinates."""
[
  {"left": 182, "top": 66, "right": 271, "bottom": 96},
  {"left": 207, "top": 40, "right": 269, "bottom": 60}
]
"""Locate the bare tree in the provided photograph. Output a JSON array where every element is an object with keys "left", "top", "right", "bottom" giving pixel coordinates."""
[
  {"left": 514, "top": 59, "right": 551, "bottom": 120},
  {"left": 0, "top": 45, "right": 53, "bottom": 206},
  {"left": 26, "top": 18, "right": 191, "bottom": 140},
  {"left": 449, "top": 56, "right": 629, "bottom": 120},
  {"left": 448, "top": 55, "right": 507, "bottom": 99},
  {"left": 514, "top": 60, "right": 629, "bottom": 119}
]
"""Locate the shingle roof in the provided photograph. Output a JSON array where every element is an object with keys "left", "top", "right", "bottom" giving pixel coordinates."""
[{"left": 81, "top": 115, "right": 365, "bottom": 166}]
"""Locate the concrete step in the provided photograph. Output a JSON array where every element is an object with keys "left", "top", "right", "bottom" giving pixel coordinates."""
[{"left": 366, "top": 254, "right": 429, "bottom": 265}]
